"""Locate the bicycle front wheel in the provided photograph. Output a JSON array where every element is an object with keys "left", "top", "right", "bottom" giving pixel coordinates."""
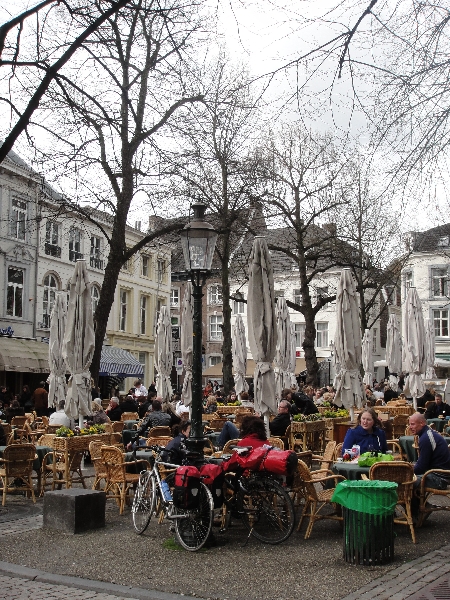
[
  {"left": 132, "top": 471, "right": 156, "bottom": 534},
  {"left": 174, "top": 482, "right": 214, "bottom": 551},
  {"left": 240, "top": 476, "right": 295, "bottom": 544}
]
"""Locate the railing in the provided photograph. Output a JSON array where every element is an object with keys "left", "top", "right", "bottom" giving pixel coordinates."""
[
  {"left": 44, "top": 243, "right": 61, "bottom": 257},
  {"left": 90, "top": 256, "right": 103, "bottom": 269},
  {"left": 69, "top": 250, "right": 83, "bottom": 262}
]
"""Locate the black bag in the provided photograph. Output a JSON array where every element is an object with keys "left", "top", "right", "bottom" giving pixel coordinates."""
[{"left": 172, "top": 465, "right": 201, "bottom": 509}]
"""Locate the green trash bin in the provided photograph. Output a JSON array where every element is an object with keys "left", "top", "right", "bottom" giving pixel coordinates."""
[{"left": 332, "top": 480, "right": 398, "bottom": 565}]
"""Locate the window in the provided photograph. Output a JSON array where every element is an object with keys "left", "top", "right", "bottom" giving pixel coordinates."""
[
  {"left": 171, "top": 316, "right": 179, "bottom": 326},
  {"left": 209, "top": 355, "right": 221, "bottom": 367},
  {"left": 42, "top": 274, "right": 58, "bottom": 327},
  {"left": 11, "top": 198, "right": 27, "bottom": 240},
  {"left": 372, "top": 328, "right": 377, "bottom": 353},
  {"left": 294, "top": 323, "right": 306, "bottom": 348},
  {"left": 316, "top": 286, "right": 329, "bottom": 302},
  {"left": 434, "top": 309, "right": 449, "bottom": 337},
  {"left": 316, "top": 322, "right": 328, "bottom": 348},
  {"left": 91, "top": 285, "right": 100, "bottom": 314},
  {"left": 293, "top": 289, "right": 302, "bottom": 305},
  {"left": 69, "top": 229, "right": 83, "bottom": 262},
  {"left": 119, "top": 290, "right": 128, "bottom": 331},
  {"left": 432, "top": 268, "right": 449, "bottom": 297},
  {"left": 90, "top": 236, "right": 103, "bottom": 269},
  {"left": 140, "top": 296, "right": 148, "bottom": 335},
  {"left": 209, "top": 285, "right": 222, "bottom": 305},
  {"left": 142, "top": 255, "right": 149, "bottom": 277},
  {"left": 209, "top": 315, "right": 223, "bottom": 340},
  {"left": 170, "top": 288, "right": 180, "bottom": 307},
  {"left": 274, "top": 290, "right": 285, "bottom": 298},
  {"left": 45, "top": 222, "right": 61, "bottom": 257},
  {"left": 157, "top": 259, "right": 165, "bottom": 283},
  {"left": 7, "top": 267, "right": 24, "bottom": 317},
  {"left": 404, "top": 271, "right": 413, "bottom": 292},
  {"left": 138, "top": 352, "right": 146, "bottom": 375},
  {"left": 384, "top": 285, "right": 397, "bottom": 305},
  {"left": 233, "top": 293, "right": 245, "bottom": 314}
]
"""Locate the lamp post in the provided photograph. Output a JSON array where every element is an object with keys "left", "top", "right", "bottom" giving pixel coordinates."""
[{"left": 180, "top": 203, "right": 218, "bottom": 457}]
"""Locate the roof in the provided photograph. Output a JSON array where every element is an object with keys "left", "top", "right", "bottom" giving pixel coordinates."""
[{"left": 409, "top": 224, "right": 450, "bottom": 252}]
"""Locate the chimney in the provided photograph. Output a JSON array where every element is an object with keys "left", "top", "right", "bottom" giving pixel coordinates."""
[{"left": 135, "top": 220, "right": 142, "bottom": 231}]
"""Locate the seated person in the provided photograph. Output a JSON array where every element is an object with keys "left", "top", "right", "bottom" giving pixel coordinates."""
[
  {"left": 5, "top": 399, "right": 25, "bottom": 423},
  {"left": 217, "top": 415, "right": 268, "bottom": 450},
  {"left": 105, "top": 397, "right": 122, "bottom": 421},
  {"left": 86, "top": 400, "right": 110, "bottom": 426},
  {"left": 137, "top": 396, "right": 150, "bottom": 419},
  {"left": 48, "top": 400, "right": 73, "bottom": 429},
  {"left": 409, "top": 412, "right": 450, "bottom": 488},
  {"left": 269, "top": 400, "right": 292, "bottom": 437},
  {"left": 204, "top": 395, "right": 218, "bottom": 414},
  {"left": 120, "top": 395, "right": 138, "bottom": 413},
  {"left": 341, "top": 408, "right": 388, "bottom": 455},
  {"left": 134, "top": 399, "right": 171, "bottom": 437},
  {"left": 424, "top": 393, "right": 450, "bottom": 419},
  {"left": 160, "top": 421, "right": 191, "bottom": 465}
]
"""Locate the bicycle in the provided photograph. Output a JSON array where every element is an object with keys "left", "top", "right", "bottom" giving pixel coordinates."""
[
  {"left": 131, "top": 447, "right": 214, "bottom": 551},
  {"left": 221, "top": 467, "right": 295, "bottom": 545}
]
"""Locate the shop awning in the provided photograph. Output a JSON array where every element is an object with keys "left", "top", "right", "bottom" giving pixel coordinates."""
[
  {"left": 202, "top": 357, "right": 325, "bottom": 379},
  {"left": 0, "top": 338, "right": 144, "bottom": 378},
  {"left": 99, "top": 346, "right": 143, "bottom": 378}
]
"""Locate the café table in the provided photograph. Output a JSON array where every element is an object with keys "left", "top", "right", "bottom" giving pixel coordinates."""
[
  {"left": 332, "top": 461, "right": 370, "bottom": 480},
  {"left": 122, "top": 429, "right": 138, "bottom": 446},
  {"left": 427, "top": 418, "right": 446, "bottom": 433},
  {"left": 399, "top": 435, "right": 450, "bottom": 462}
]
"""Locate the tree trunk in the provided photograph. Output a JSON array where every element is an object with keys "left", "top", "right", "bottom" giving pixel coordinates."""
[{"left": 221, "top": 245, "right": 233, "bottom": 394}]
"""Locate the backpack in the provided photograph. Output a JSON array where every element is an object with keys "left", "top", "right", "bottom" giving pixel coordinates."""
[
  {"left": 200, "top": 463, "right": 225, "bottom": 508},
  {"left": 172, "top": 465, "right": 201, "bottom": 510}
]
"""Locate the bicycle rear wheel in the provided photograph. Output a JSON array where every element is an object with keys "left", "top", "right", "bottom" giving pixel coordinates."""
[
  {"left": 174, "top": 482, "right": 214, "bottom": 551},
  {"left": 132, "top": 471, "right": 156, "bottom": 534},
  {"left": 240, "top": 475, "right": 295, "bottom": 544}
]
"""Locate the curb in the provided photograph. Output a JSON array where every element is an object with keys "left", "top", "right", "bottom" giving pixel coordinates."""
[{"left": 0, "top": 560, "right": 203, "bottom": 600}]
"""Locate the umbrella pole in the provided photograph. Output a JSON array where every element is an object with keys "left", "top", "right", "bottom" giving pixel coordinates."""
[
  {"left": 349, "top": 406, "right": 355, "bottom": 423},
  {"left": 264, "top": 413, "right": 270, "bottom": 438},
  {"left": 413, "top": 396, "right": 417, "bottom": 411}
]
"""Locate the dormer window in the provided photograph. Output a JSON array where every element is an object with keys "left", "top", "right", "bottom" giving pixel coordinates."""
[{"left": 438, "top": 236, "right": 450, "bottom": 247}]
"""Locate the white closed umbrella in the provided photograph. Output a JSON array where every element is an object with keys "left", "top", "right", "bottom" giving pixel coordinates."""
[
  {"left": 247, "top": 237, "right": 278, "bottom": 432},
  {"left": 333, "top": 269, "right": 364, "bottom": 421},
  {"left": 155, "top": 305, "right": 173, "bottom": 403},
  {"left": 386, "top": 314, "right": 402, "bottom": 391},
  {"left": 232, "top": 314, "right": 249, "bottom": 398},
  {"left": 402, "top": 287, "right": 426, "bottom": 410},
  {"left": 47, "top": 292, "right": 67, "bottom": 409},
  {"left": 424, "top": 317, "right": 437, "bottom": 380},
  {"left": 62, "top": 260, "right": 95, "bottom": 424},
  {"left": 181, "top": 282, "right": 193, "bottom": 407},
  {"left": 274, "top": 297, "right": 291, "bottom": 400},
  {"left": 361, "top": 329, "right": 373, "bottom": 387},
  {"left": 288, "top": 322, "right": 297, "bottom": 388}
]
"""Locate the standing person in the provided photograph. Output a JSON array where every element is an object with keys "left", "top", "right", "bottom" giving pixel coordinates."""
[
  {"left": 19, "top": 385, "right": 32, "bottom": 409},
  {"left": 133, "top": 379, "right": 148, "bottom": 399},
  {"left": 341, "top": 408, "right": 388, "bottom": 455},
  {"left": 32, "top": 382, "right": 48, "bottom": 417},
  {"left": 137, "top": 396, "right": 150, "bottom": 419}
]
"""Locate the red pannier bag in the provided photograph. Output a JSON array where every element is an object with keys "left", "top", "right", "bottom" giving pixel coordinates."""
[
  {"left": 200, "top": 463, "right": 225, "bottom": 508},
  {"left": 259, "top": 449, "right": 298, "bottom": 477},
  {"left": 173, "top": 465, "right": 201, "bottom": 510},
  {"left": 236, "top": 446, "right": 270, "bottom": 470}
]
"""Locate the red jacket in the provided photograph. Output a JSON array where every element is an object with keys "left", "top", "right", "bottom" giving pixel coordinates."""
[{"left": 238, "top": 434, "right": 268, "bottom": 449}]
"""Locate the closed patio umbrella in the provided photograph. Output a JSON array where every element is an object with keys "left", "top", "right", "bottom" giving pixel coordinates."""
[
  {"left": 334, "top": 269, "right": 364, "bottom": 421},
  {"left": 247, "top": 237, "right": 277, "bottom": 431},
  {"left": 361, "top": 329, "right": 373, "bottom": 387},
  {"left": 274, "top": 297, "right": 291, "bottom": 400},
  {"left": 288, "top": 322, "right": 297, "bottom": 388},
  {"left": 424, "top": 317, "right": 437, "bottom": 380},
  {"left": 232, "top": 314, "right": 249, "bottom": 398},
  {"left": 181, "top": 282, "right": 193, "bottom": 407},
  {"left": 386, "top": 314, "right": 402, "bottom": 391},
  {"left": 62, "top": 260, "right": 95, "bottom": 423},
  {"left": 47, "top": 292, "right": 67, "bottom": 409},
  {"left": 402, "top": 287, "right": 426, "bottom": 410},
  {"left": 155, "top": 305, "right": 173, "bottom": 403}
]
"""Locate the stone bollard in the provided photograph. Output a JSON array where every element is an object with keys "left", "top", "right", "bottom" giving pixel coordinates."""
[{"left": 43, "top": 489, "right": 106, "bottom": 534}]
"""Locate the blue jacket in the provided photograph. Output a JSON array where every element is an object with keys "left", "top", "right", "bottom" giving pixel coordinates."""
[
  {"left": 342, "top": 425, "right": 388, "bottom": 456},
  {"left": 415, "top": 426, "right": 450, "bottom": 475}
]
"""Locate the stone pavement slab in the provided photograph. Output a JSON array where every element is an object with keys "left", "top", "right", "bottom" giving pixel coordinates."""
[{"left": 0, "top": 562, "right": 200, "bottom": 600}]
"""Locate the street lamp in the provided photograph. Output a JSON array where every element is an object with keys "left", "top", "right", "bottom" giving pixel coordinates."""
[{"left": 180, "top": 203, "right": 218, "bottom": 457}]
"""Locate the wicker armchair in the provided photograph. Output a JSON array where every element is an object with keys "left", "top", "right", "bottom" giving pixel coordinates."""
[
  {"left": 222, "top": 439, "right": 240, "bottom": 454},
  {"left": 392, "top": 415, "right": 409, "bottom": 439},
  {"left": 416, "top": 468, "right": 450, "bottom": 527},
  {"left": 0, "top": 444, "right": 36, "bottom": 505},
  {"left": 369, "top": 461, "right": 416, "bottom": 543},
  {"left": 89, "top": 441, "right": 108, "bottom": 490},
  {"left": 121, "top": 412, "right": 139, "bottom": 422},
  {"left": 111, "top": 422, "right": 125, "bottom": 433},
  {"left": 101, "top": 445, "right": 149, "bottom": 514},
  {"left": 146, "top": 436, "right": 171, "bottom": 448},
  {"left": 40, "top": 436, "right": 87, "bottom": 495},
  {"left": 209, "top": 418, "right": 228, "bottom": 432},
  {"left": 268, "top": 437, "right": 285, "bottom": 450},
  {"left": 11, "top": 416, "right": 27, "bottom": 428},
  {"left": 295, "top": 459, "right": 344, "bottom": 539},
  {"left": 148, "top": 426, "right": 172, "bottom": 438},
  {"left": 311, "top": 441, "right": 337, "bottom": 479}
]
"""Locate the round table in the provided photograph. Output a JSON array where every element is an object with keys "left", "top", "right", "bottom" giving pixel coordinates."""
[{"left": 332, "top": 462, "right": 370, "bottom": 480}]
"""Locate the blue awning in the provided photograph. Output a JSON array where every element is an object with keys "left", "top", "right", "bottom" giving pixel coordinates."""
[{"left": 99, "top": 346, "right": 144, "bottom": 378}]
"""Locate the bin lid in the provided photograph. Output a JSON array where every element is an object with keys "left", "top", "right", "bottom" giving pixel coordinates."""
[{"left": 331, "top": 480, "right": 398, "bottom": 515}]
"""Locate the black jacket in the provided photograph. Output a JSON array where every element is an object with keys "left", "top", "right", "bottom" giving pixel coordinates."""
[{"left": 269, "top": 413, "right": 291, "bottom": 437}]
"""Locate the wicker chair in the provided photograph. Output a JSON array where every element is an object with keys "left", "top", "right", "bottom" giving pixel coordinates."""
[
  {"left": 222, "top": 439, "right": 241, "bottom": 454},
  {"left": 416, "top": 468, "right": 450, "bottom": 527},
  {"left": 40, "top": 437, "right": 87, "bottom": 495},
  {"left": 334, "top": 443, "right": 343, "bottom": 460},
  {"left": 268, "top": 437, "right": 285, "bottom": 450},
  {"left": 296, "top": 460, "right": 344, "bottom": 539},
  {"left": 121, "top": 412, "right": 139, "bottom": 422},
  {"left": 148, "top": 426, "right": 172, "bottom": 438},
  {"left": 0, "top": 444, "right": 36, "bottom": 506},
  {"left": 369, "top": 461, "right": 416, "bottom": 543},
  {"left": 146, "top": 436, "right": 172, "bottom": 448},
  {"left": 209, "top": 418, "right": 228, "bottom": 432},
  {"left": 101, "top": 445, "right": 149, "bottom": 514},
  {"left": 392, "top": 415, "right": 409, "bottom": 439},
  {"left": 89, "top": 441, "right": 108, "bottom": 490},
  {"left": 11, "top": 416, "right": 27, "bottom": 428},
  {"left": 311, "top": 441, "right": 337, "bottom": 479},
  {"left": 38, "top": 434, "right": 56, "bottom": 448},
  {"left": 386, "top": 440, "right": 404, "bottom": 460}
]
